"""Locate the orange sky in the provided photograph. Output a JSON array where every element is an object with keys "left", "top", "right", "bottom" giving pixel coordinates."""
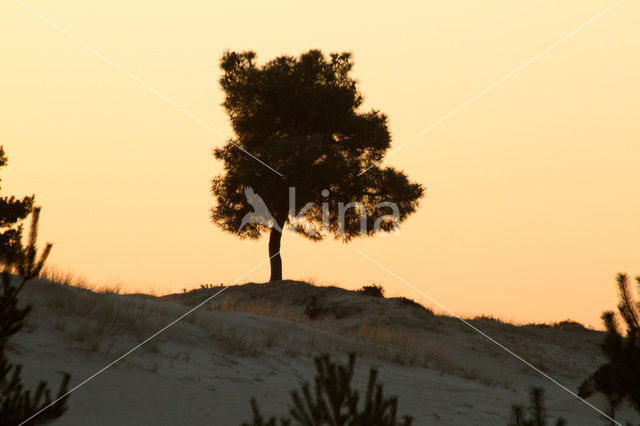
[{"left": 1, "top": 0, "right": 638, "bottom": 328}]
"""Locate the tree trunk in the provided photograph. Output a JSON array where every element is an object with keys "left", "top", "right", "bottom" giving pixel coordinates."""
[{"left": 268, "top": 226, "right": 283, "bottom": 282}]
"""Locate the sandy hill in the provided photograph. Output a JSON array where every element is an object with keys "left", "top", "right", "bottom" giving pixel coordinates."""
[{"left": 7, "top": 278, "right": 639, "bottom": 425}]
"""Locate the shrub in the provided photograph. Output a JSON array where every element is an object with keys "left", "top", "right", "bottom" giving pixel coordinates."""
[
  {"left": 303, "top": 296, "right": 363, "bottom": 320},
  {"left": 552, "top": 320, "right": 585, "bottom": 331},
  {"left": 358, "top": 284, "right": 385, "bottom": 298},
  {"left": 242, "top": 353, "right": 413, "bottom": 425},
  {"left": 304, "top": 296, "right": 328, "bottom": 320}
]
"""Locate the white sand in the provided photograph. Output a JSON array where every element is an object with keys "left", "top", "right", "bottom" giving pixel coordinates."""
[{"left": 7, "top": 278, "right": 638, "bottom": 425}]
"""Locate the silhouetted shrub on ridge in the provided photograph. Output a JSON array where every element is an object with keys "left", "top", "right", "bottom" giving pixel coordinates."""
[
  {"left": 358, "top": 284, "right": 385, "bottom": 298},
  {"left": 242, "top": 353, "right": 413, "bottom": 425},
  {"left": 552, "top": 320, "right": 586, "bottom": 331}
]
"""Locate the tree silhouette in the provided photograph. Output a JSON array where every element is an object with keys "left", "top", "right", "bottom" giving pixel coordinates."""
[
  {"left": 0, "top": 146, "right": 34, "bottom": 267},
  {"left": 1, "top": 207, "right": 70, "bottom": 425},
  {"left": 212, "top": 50, "right": 424, "bottom": 281},
  {"left": 0, "top": 147, "right": 69, "bottom": 424},
  {"left": 579, "top": 273, "right": 640, "bottom": 423}
]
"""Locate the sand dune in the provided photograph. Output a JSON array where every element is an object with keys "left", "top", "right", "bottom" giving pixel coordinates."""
[{"left": 8, "top": 278, "right": 638, "bottom": 425}]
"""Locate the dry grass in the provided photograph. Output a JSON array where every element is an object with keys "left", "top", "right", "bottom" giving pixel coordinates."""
[
  {"left": 423, "top": 342, "right": 510, "bottom": 387},
  {"left": 40, "top": 267, "right": 134, "bottom": 297},
  {"left": 423, "top": 342, "right": 470, "bottom": 376},
  {"left": 26, "top": 278, "right": 535, "bottom": 388},
  {"left": 98, "top": 283, "right": 123, "bottom": 295},
  {"left": 39, "top": 267, "right": 93, "bottom": 290},
  {"left": 41, "top": 287, "right": 194, "bottom": 359},
  {"left": 70, "top": 321, "right": 104, "bottom": 354},
  {"left": 355, "top": 321, "right": 419, "bottom": 365},
  {"left": 211, "top": 295, "right": 298, "bottom": 322},
  {"left": 168, "top": 351, "right": 192, "bottom": 368},
  {"left": 351, "top": 321, "right": 506, "bottom": 386},
  {"left": 35, "top": 277, "right": 279, "bottom": 362},
  {"left": 203, "top": 290, "right": 447, "bottom": 369},
  {"left": 213, "top": 326, "right": 262, "bottom": 357},
  {"left": 263, "top": 326, "right": 282, "bottom": 349},
  {"left": 303, "top": 275, "right": 318, "bottom": 286}
]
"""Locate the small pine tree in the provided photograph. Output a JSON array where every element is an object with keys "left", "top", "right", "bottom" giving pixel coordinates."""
[
  {"left": 508, "top": 387, "right": 566, "bottom": 426},
  {"left": 0, "top": 146, "right": 34, "bottom": 267},
  {"left": 579, "top": 273, "right": 640, "bottom": 422},
  {"left": 0, "top": 207, "right": 70, "bottom": 425},
  {"left": 11, "top": 208, "right": 52, "bottom": 283},
  {"left": 243, "top": 353, "right": 413, "bottom": 426}
]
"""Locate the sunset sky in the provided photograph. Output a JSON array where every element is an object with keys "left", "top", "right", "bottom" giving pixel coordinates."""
[{"left": 1, "top": 0, "right": 638, "bottom": 327}]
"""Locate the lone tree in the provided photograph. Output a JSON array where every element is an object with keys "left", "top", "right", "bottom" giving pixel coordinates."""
[
  {"left": 0, "top": 146, "right": 34, "bottom": 267},
  {"left": 212, "top": 50, "right": 424, "bottom": 281}
]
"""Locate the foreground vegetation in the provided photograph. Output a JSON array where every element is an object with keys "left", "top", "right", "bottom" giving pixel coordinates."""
[
  {"left": 2, "top": 145, "right": 639, "bottom": 424},
  {"left": 579, "top": 273, "right": 640, "bottom": 424},
  {"left": 1, "top": 210, "right": 70, "bottom": 424},
  {"left": 243, "top": 353, "right": 413, "bottom": 426}
]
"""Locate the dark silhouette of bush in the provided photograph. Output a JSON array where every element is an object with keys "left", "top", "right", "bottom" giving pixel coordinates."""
[
  {"left": 303, "top": 295, "right": 364, "bottom": 321},
  {"left": 304, "top": 295, "right": 327, "bottom": 320},
  {"left": 211, "top": 49, "right": 424, "bottom": 282},
  {"left": 0, "top": 146, "right": 34, "bottom": 267},
  {"left": 579, "top": 273, "right": 640, "bottom": 422},
  {"left": 508, "top": 387, "right": 566, "bottom": 426},
  {"left": 242, "top": 353, "right": 413, "bottom": 425},
  {"left": 1, "top": 207, "right": 70, "bottom": 425},
  {"left": 551, "top": 320, "right": 586, "bottom": 331},
  {"left": 358, "top": 284, "right": 385, "bottom": 298}
]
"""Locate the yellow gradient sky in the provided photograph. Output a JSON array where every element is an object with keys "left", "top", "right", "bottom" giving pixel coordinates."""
[{"left": 1, "top": 0, "right": 638, "bottom": 327}]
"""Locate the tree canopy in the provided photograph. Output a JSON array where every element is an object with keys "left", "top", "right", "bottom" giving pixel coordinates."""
[{"left": 211, "top": 50, "right": 424, "bottom": 280}]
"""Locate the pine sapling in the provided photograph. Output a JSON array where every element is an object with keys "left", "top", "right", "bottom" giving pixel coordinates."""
[{"left": 1, "top": 207, "right": 70, "bottom": 425}]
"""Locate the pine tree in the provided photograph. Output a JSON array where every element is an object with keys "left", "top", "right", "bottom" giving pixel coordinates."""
[
  {"left": 0, "top": 146, "right": 34, "bottom": 266},
  {"left": 579, "top": 273, "right": 640, "bottom": 422},
  {"left": 212, "top": 50, "right": 424, "bottom": 281},
  {"left": 0, "top": 207, "right": 70, "bottom": 425},
  {"left": 242, "top": 353, "right": 413, "bottom": 426}
]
